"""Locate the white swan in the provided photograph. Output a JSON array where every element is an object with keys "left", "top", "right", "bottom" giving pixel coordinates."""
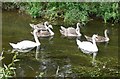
[
  {"left": 76, "top": 34, "right": 98, "bottom": 64},
  {"left": 85, "top": 29, "right": 109, "bottom": 42},
  {"left": 9, "top": 29, "right": 40, "bottom": 51},
  {"left": 60, "top": 23, "right": 81, "bottom": 37}
]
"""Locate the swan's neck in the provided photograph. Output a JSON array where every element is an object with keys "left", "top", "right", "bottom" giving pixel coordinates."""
[
  {"left": 76, "top": 24, "right": 81, "bottom": 35},
  {"left": 76, "top": 29, "right": 81, "bottom": 36},
  {"left": 33, "top": 30, "right": 40, "bottom": 45},
  {"left": 76, "top": 24, "right": 80, "bottom": 32},
  {"left": 48, "top": 28, "right": 54, "bottom": 36},
  {"left": 104, "top": 30, "right": 108, "bottom": 38},
  {"left": 92, "top": 37, "right": 97, "bottom": 46},
  {"left": 44, "top": 23, "right": 48, "bottom": 29}
]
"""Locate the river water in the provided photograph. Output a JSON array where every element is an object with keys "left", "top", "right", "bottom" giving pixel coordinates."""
[{"left": 2, "top": 11, "right": 119, "bottom": 77}]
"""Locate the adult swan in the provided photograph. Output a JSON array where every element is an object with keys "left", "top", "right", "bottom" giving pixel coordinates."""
[
  {"left": 76, "top": 34, "right": 98, "bottom": 64},
  {"left": 9, "top": 29, "right": 40, "bottom": 52}
]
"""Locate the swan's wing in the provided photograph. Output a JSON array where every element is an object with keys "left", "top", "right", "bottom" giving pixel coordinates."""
[
  {"left": 37, "top": 23, "right": 45, "bottom": 28},
  {"left": 67, "top": 28, "right": 76, "bottom": 34},
  {"left": 67, "top": 27, "right": 75, "bottom": 30},
  {"left": 15, "top": 48, "right": 33, "bottom": 53},
  {"left": 36, "top": 30, "right": 51, "bottom": 37},
  {"left": 78, "top": 42, "right": 93, "bottom": 48},
  {"left": 40, "top": 30, "right": 50, "bottom": 35},
  {"left": 9, "top": 41, "right": 37, "bottom": 49},
  {"left": 78, "top": 41, "right": 98, "bottom": 53},
  {"left": 16, "top": 40, "right": 37, "bottom": 49},
  {"left": 96, "top": 36, "right": 106, "bottom": 42},
  {"left": 9, "top": 43, "right": 17, "bottom": 49}
]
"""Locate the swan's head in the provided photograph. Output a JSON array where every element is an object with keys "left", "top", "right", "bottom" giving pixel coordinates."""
[
  {"left": 76, "top": 23, "right": 81, "bottom": 31},
  {"left": 48, "top": 25, "right": 53, "bottom": 29},
  {"left": 92, "top": 34, "right": 98, "bottom": 39},
  {"left": 77, "top": 23, "right": 81, "bottom": 27},
  {"left": 105, "top": 29, "right": 109, "bottom": 34},
  {"left": 44, "top": 21, "right": 49, "bottom": 26}
]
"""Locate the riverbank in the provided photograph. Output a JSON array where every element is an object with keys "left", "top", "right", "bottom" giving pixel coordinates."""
[{"left": 2, "top": 2, "right": 120, "bottom": 25}]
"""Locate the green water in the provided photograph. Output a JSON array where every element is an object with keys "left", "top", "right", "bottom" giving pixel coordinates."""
[{"left": 2, "top": 11, "right": 119, "bottom": 77}]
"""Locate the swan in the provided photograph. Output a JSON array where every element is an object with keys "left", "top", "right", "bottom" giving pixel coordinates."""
[
  {"left": 29, "top": 21, "right": 49, "bottom": 30},
  {"left": 85, "top": 29, "right": 109, "bottom": 42},
  {"left": 76, "top": 34, "right": 98, "bottom": 64},
  {"left": 60, "top": 23, "right": 81, "bottom": 37},
  {"left": 60, "top": 23, "right": 80, "bottom": 35},
  {"left": 31, "top": 25, "right": 54, "bottom": 37},
  {"left": 9, "top": 29, "right": 40, "bottom": 51}
]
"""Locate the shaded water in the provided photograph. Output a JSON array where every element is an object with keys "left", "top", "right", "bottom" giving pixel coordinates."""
[{"left": 2, "top": 11, "right": 119, "bottom": 77}]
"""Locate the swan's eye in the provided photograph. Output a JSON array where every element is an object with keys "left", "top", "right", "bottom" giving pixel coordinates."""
[{"left": 38, "top": 30, "right": 40, "bottom": 32}]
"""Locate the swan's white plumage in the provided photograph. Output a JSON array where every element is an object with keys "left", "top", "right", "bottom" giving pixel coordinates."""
[
  {"left": 76, "top": 34, "right": 98, "bottom": 64},
  {"left": 9, "top": 40, "right": 39, "bottom": 49},
  {"left": 9, "top": 29, "right": 40, "bottom": 51},
  {"left": 76, "top": 34, "right": 98, "bottom": 54},
  {"left": 76, "top": 40, "right": 98, "bottom": 54}
]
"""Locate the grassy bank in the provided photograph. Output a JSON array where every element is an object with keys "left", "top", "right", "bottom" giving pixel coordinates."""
[{"left": 2, "top": 2, "right": 120, "bottom": 25}]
